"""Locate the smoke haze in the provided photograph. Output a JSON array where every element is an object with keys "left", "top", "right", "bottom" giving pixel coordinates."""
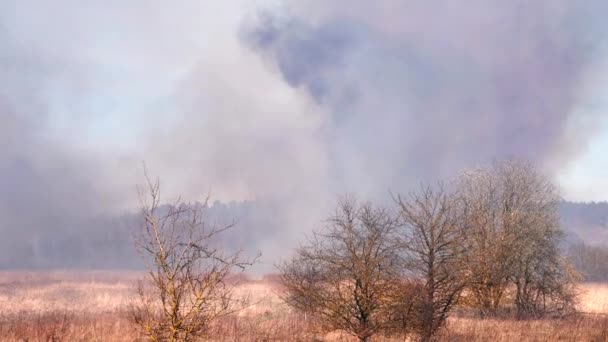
[{"left": 1, "top": 0, "right": 607, "bottom": 268}]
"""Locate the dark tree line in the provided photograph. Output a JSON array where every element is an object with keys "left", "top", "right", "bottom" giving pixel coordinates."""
[{"left": 568, "top": 241, "right": 608, "bottom": 282}]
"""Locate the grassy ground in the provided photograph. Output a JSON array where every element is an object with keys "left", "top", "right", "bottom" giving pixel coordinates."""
[{"left": 0, "top": 271, "right": 607, "bottom": 341}]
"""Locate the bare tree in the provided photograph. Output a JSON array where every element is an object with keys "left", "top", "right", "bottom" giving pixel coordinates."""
[
  {"left": 457, "top": 160, "right": 578, "bottom": 317},
  {"left": 396, "top": 184, "right": 468, "bottom": 341},
  {"left": 457, "top": 166, "right": 514, "bottom": 314},
  {"left": 499, "top": 162, "right": 578, "bottom": 318},
  {"left": 131, "top": 172, "right": 258, "bottom": 342},
  {"left": 279, "top": 197, "right": 403, "bottom": 342}
]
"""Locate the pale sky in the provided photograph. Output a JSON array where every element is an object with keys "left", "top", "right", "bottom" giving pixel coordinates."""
[{"left": 558, "top": 118, "right": 608, "bottom": 202}]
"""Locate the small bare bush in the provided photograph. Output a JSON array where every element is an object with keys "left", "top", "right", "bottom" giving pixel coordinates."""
[
  {"left": 279, "top": 197, "right": 403, "bottom": 342},
  {"left": 396, "top": 184, "right": 468, "bottom": 341},
  {"left": 131, "top": 171, "right": 258, "bottom": 341}
]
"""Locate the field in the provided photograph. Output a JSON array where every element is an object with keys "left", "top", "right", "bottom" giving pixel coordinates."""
[{"left": 0, "top": 271, "right": 607, "bottom": 341}]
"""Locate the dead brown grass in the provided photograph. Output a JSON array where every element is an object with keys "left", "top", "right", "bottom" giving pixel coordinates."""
[
  {"left": 0, "top": 271, "right": 606, "bottom": 341},
  {"left": 441, "top": 316, "right": 608, "bottom": 341}
]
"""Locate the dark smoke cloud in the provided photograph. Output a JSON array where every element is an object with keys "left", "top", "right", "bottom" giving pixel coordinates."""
[
  {"left": 244, "top": 0, "right": 608, "bottom": 197},
  {"left": 1, "top": 0, "right": 607, "bottom": 269}
]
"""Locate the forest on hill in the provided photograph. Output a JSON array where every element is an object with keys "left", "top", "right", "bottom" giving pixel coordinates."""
[{"left": 1, "top": 200, "right": 607, "bottom": 273}]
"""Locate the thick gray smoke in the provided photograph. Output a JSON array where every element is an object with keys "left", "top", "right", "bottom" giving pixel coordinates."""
[
  {"left": 244, "top": 0, "right": 608, "bottom": 195},
  {"left": 1, "top": 0, "right": 607, "bottom": 269}
]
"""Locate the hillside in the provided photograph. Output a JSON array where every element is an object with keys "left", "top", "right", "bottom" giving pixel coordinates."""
[{"left": 560, "top": 201, "right": 608, "bottom": 245}]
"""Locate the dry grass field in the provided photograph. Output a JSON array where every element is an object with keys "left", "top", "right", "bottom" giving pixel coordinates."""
[{"left": 0, "top": 271, "right": 606, "bottom": 341}]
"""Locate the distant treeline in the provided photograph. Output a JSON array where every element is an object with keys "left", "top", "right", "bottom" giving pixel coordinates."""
[
  {"left": 1, "top": 193, "right": 607, "bottom": 276},
  {"left": 567, "top": 242, "right": 608, "bottom": 282},
  {"left": 561, "top": 201, "right": 608, "bottom": 231}
]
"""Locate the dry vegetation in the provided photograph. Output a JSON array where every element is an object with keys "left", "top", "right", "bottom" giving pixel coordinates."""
[
  {"left": 276, "top": 161, "right": 581, "bottom": 341},
  {"left": 2, "top": 160, "right": 607, "bottom": 341},
  {"left": 0, "top": 272, "right": 606, "bottom": 341},
  {"left": 131, "top": 173, "right": 259, "bottom": 341}
]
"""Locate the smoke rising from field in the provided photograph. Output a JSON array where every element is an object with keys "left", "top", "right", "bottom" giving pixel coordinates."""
[
  {"left": 244, "top": 1, "right": 608, "bottom": 191},
  {"left": 1, "top": 0, "right": 607, "bottom": 268}
]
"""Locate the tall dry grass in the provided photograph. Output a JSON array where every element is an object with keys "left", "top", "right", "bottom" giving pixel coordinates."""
[
  {"left": 579, "top": 283, "right": 608, "bottom": 314},
  {"left": 0, "top": 271, "right": 606, "bottom": 341}
]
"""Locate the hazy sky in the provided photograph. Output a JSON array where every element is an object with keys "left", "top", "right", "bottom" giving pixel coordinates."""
[
  {"left": 559, "top": 115, "right": 608, "bottom": 201},
  {"left": 1, "top": 0, "right": 608, "bottom": 267}
]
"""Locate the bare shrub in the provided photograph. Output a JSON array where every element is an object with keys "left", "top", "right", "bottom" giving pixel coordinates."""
[
  {"left": 396, "top": 184, "right": 468, "bottom": 341},
  {"left": 457, "top": 166, "right": 514, "bottom": 314},
  {"left": 279, "top": 197, "right": 402, "bottom": 342},
  {"left": 0, "top": 272, "right": 606, "bottom": 341},
  {"left": 457, "top": 160, "right": 578, "bottom": 318},
  {"left": 131, "top": 171, "right": 258, "bottom": 341}
]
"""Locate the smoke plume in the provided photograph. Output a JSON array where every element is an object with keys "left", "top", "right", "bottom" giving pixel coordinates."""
[{"left": 1, "top": 0, "right": 607, "bottom": 268}]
